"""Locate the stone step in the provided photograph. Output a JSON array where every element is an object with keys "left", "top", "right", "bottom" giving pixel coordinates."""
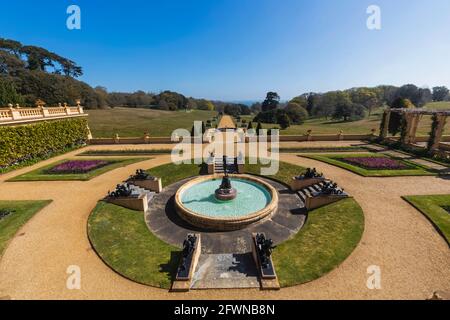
[{"left": 191, "top": 253, "right": 260, "bottom": 290}]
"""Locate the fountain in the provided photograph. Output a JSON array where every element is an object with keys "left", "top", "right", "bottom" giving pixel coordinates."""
[{"left": 214, "top": 156, "right": 237, "bottom": 201}]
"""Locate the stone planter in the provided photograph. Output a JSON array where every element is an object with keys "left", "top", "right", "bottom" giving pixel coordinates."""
[
  {"left": 127, "top": 178, "right": 162, "bottom": 193},
  {"left": 106, "top": 193, "right": 148, "bottom": 212},
  {"left": 305, "top": 193, "right": 349, "bottom": 211},
  {"left": 171, "top": 234, "right": 202, "bottom": 292},
  {"left": 251, "top": 233, "right": 280, "bottom": 290},
  {"left": 290, "top": 177, "right": 326, "bottom": 192}
]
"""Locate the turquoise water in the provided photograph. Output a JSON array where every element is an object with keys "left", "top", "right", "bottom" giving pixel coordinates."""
[{"left": 180, "top": 178, "right": 272, "bottom": 218}]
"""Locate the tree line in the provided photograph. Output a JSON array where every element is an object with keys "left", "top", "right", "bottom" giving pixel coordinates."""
[{"left": 250, "top": 84, "right": 449, "bottom": 130}]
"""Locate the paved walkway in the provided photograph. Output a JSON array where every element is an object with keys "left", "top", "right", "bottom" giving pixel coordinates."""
[
  {"left": 0, "top": 144, "right": 449, "bottom": 299},
  {"left": 217, "top": 115, "right": 236, "bottom": 130}
]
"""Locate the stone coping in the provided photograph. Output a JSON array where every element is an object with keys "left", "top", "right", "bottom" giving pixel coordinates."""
[{"left": 174, "top": 174, "right": 278, "bottom": 231}]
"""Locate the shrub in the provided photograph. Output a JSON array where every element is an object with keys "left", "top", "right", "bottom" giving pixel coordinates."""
[{"left": 0, "top": 118, "right": 90, "bottom": 169}]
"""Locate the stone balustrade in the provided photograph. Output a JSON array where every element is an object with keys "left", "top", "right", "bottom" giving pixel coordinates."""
[{"left": 0, "top": 104, "right": 86, "bottom": 125}]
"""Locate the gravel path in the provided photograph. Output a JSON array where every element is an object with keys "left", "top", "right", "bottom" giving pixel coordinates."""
[{"left": 0, "top": 145, "right": 449, "bottom": 300}]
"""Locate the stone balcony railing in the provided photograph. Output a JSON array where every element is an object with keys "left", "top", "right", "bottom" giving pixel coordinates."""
[{"left": 0, "top": 104, "right": 86, "bottom": 125}]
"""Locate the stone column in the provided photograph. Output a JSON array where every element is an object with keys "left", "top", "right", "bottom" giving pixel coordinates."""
[
  {"left": 407, "top": 114, "right": 421, "bottom": 144},
  {"left": 429, "top": 114, "right": 447, "bottom": 151},
  {"left": 9, "top": 106, "right": 21, "bottom": 120},
  {"left": 400, "top": 112, "right": 414, "bottom": 145},
  {"left": 379, "top": 109, "right": 391, "bottom": 140}
]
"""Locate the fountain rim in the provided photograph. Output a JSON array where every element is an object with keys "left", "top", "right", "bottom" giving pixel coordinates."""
[{"left": 174, "top": 174, "right": 279, "bottom": 230}]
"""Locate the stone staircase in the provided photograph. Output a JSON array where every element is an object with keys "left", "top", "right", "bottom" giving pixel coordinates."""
[
  {"left": 128, "top": 183, "right": 156, "bottom": 206},
  {"left": 296, "top": 181, "right": 329, "bottom": 204},
  {"left": 214, "top": 157, "right": 238, "bottom": 174}
]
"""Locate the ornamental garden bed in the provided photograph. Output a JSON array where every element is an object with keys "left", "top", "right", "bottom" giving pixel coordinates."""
[
  {"left": 403, "top": 195, "right": 450, "bottom": 246},
  {"left": 8, "top": 158, "right": 150, "bottom": 181},
  {"left": 302, "top": 154, "right": 435, "bottom": 177}
]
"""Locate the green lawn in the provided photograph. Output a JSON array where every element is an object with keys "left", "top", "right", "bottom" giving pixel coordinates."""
[
  {"left": 146, "top": 162, "right": 202, "bottom": 187},
  {"left": 245, "top": 160, "right": 306, "bottom": 185},
  {"left": 424, "top": 101, "right": 450, "bottom": 111},
  {"left": 0, "top": 200, "right": 52, "bottom": 257},
  {"left": 276, "top": 146, "right": 367, "bottom": 154},
  {"left": 87, "top": 107, "right": 216, "bottom": 138},
  {"left": 273, "top": 198, "right": 364, "bottom": 287},
  {"left": 9, "top": 158, "right": 149, "bottom": 181},
  {"left": 302, "top": 153, "right": 435, "bottom": 177},
  {"left": 78, "top": 149, "right": 173, "bottom": 156},
  {"left": 403, "top": 195, "right": 450, "bottom": 246},
  {"left": 88, "top": 202, "right": 179, "bottom": 289}
]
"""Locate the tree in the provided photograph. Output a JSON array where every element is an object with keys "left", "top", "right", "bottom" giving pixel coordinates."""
[
  {"left": 432, "top": 86, "right": 449, "bottom": 102},
  {"left": 391, "top": 97, "right": 415, "bottom": 109},
  {"left": 349, "top": 87, "right": 380, "bottom": 116},
  {"left": 196, "top": 99, "right": 215, "bottom": 111},
  {"left": 261, "top": 92, "right": 280, "bottom": 112},
  {"left": 285, "top": 102, "right": 308, "bottom": 124},
  {"left": 247, "top": 121, "right": 253, "bottom": 130},
  {"left": 256, "top": 121, "right": 263, "bottom": 135},
  {"left": 0, "top": 78, "right": 24, "bottom": 105},
  {"left": 224, "top": 104, "right": 241, "bottom": 117},
  {"left": 332, "top": 103, "right": 365, "bottom": 121},
  {"left": 276, "top": 110, "right": 291, "bottom": 129},
  {"left": 388, "top": 98, "right": 415, "bottom": 136}
]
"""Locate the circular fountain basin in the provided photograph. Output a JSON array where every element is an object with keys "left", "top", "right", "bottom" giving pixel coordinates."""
[{"left": 175, "top": 174, "right": 278, "bottom": 231}]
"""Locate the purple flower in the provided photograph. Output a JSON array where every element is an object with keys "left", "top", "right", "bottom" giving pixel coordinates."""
[
  {"left": 47, "top": 160, "right": 110, "bottom": 174},
  {"left": 342, "top": 157, "right": 407, "bottom": 170}
]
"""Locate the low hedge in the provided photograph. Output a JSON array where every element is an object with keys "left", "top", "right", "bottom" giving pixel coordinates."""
[{"left": 0, "top": 117, "right": 90, "bottom": 170}]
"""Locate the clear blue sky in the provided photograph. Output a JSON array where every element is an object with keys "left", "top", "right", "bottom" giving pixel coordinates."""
[{"left": 1, "top": 0, "right": 450, "bottom": 101}]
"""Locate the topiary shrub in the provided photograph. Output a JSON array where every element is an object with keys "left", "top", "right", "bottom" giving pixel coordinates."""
[{"left": 0, "top": 118, "right": 89, "bottom": 170}]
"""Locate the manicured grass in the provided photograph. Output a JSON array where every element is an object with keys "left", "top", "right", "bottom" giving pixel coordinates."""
[
  {"left": 88, "top": 202, "right": 179, "bottom": 288},
  {"left": 9, "top": 157, "right": 149, "bottom": 181},
  {"left": 146, "top": 162, "right": 202, "bottom": 187},
  {"left": 302, "top": 153, "right": 435, "bottom": 177},
  {"left": 0, "top": 200, "right": 52, "bottom": 257},
  {"left": 276, "top": 146, "right": 367, "bottom": 153},
  {"left": 245, "top": 160, "right": 306, "bottom": 185},
  {"left": 424, "top": 101, "right": 450, "bottom": 111},
  {"left": 273, "top": 198, "right": 364, "bottom": 287},
  {"left": 403, "top": 195, "right": 450, "bottom": 246},
  {"left": 78, "top": 149, "right": 173, "bottom": 156},
  {"left": 87, "top": 107, "right": 216, "bottom": 138}
]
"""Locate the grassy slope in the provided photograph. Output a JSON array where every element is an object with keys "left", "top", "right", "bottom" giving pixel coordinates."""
[
  {"left": 87, "top": 108, "right": 216, "bottom": 138},
  {"left": 146, "top": 162, "right": 202, "bottom": 187},
  {"left": 0, "top": 200, "right": 52, "bottom": 257},
  {"left": 273, "top": 198, "right": 364, "bottom": 287},
  {"left": 9, "top": 158, "right": 149, "bottom": 181},
  {"left": 403, "top": 195, "right": 450, "bottom": 245},
  {"left": 303, "top": 153, "right": 435, "bottom": 177},
  {"left": 87, "top": 105, "right": 450, "bottom": 137},
  {"left": 245, "top": 160, "right": 306, "bottom": 185},
  {"left": 88, "top": 202, "right": 179, "bottom": 289}
]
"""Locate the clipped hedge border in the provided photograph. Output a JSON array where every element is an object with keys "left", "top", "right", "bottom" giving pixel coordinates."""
[{"left": 0, "top": 118, "right": 89, "bottom": 170}]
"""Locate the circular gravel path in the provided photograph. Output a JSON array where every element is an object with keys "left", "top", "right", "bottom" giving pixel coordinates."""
[{"left": 0, "top": 143, "right": 449, "bottom": 300}]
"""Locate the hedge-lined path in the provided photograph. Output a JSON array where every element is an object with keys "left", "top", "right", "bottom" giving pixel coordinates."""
[{"left": 0, "top": 147, "right": 449, "bottom": 299}]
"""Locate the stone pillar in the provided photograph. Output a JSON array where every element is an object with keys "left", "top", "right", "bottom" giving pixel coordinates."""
[
  {"left": 429, "top": 114, "right": 447, "bottom": 151},
  {"left": 407, "top": 114, "right": 421, "bottom": 144},
  {"left": 41, "top": 106, "right": 50, "bottom": 118},
  {"left": 9, "top": 106, "right": 21, "bottom": 120},
  {"left": 379, "top": 109, "right": 391, "bottom": 140},
  {"left": 400, "top": 112, "right": 414, "bottom": 145}
]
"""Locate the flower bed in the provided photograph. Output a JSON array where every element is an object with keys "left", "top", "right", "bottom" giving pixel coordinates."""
[
  {"left": 342, "top": 157, "right": 408, "bottom": 170},
  {"left": 46, "top": 160, "right": 111, "bottom": 174}
]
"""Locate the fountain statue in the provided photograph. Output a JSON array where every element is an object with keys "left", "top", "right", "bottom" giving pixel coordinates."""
[{"left": 215, "top": 156, "right": 237, "bottom": 201}]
